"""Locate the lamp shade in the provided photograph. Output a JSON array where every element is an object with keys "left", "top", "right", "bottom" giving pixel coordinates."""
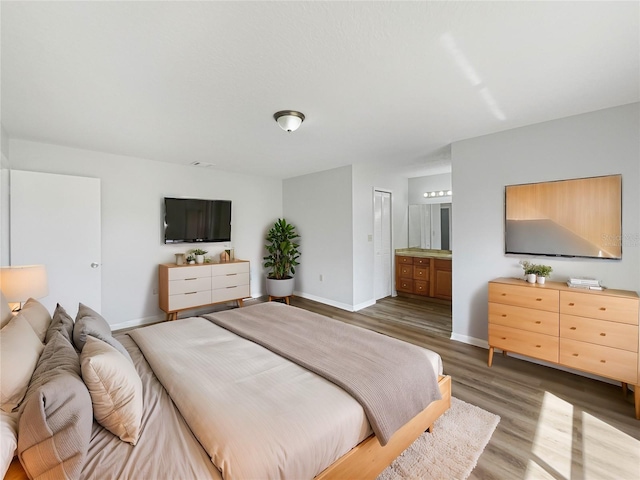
[
  {"left": 0, "top": 265, "right": 49, "bottom": 302},
  {"left": 274, "top": 110, "right": 305, "bottom": 132}
]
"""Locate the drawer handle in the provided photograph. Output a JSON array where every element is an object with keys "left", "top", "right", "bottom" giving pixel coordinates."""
[
  {"left": 226, "top": 273, "right": 237, "bottom": 276},
  {"left": 572, "top": 353, "right": 579, "bottom": 357},
  {"left": 568, "top": 303, "right": 575, "bottom": 306},
  {"left": 185, "top": 277, "right": 197, "bottom": 281},
  {"left": 600, "top": 360, "right": 606, "bottom": 363},
  {"left": 501, "top": 314, "right": 507, "bottom": 317},
  {"left": 535, "top": 321, "right": 541, "bottom": 324},
  {"left": 599, "top": 307, "right": 606, "bottom": 311},
  {"left": 536, "top": 298, "right": 542, "bottom": 302},
  {"left": 501, "top": 293, "right": 506, "bottom": 296},
  {"left": 535, "top": 345, "right": 541, "bottom": 348},
  {"left": 570, "top": 327, "right": 577, "bottom": 330},
  {"left": 501, "top": 337, "right": 507, "bottom": 340},
  {"left": 185, "top": 292, "right": 197, "bottom": 295},
  {"left": 226, "top": 286, "right": 237, "bottom": 289},
  {"left": 600, "top": 333, "right": 606, "bottom": 336}
]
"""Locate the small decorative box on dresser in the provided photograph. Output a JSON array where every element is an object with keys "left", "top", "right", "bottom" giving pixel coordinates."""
[
  {"left": 159, "top": 261, "right": 250, "bottom": 320},
  {"left": 488, "top": 277, "right": 640, "bottom": 419}
]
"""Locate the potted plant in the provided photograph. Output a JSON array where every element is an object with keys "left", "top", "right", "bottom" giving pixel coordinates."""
[
  {"left": 191, "top": 248, "right": 207, "bottom": 264},
  {"left": 263, "top": 218, "right": 300, "bottom": 298},
  {"left": 534, "top": 264, "right": 553, "bottom": 284},
  {"left": 186, "top": 254, "right": 196, "bottom": 265},
  {"left": 519, "top": 260, "right": 537, "bottom": 284}
]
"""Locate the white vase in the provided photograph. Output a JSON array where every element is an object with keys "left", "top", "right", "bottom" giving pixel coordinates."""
[
  {"left": 536, "top": 276, "right": 546, "bottom": 284},
  {"left": 526, "top": 273, "right": 537, "bottom": 284},
  {"left": 196, "top": 255, "right": 205, "bottom": 264}
]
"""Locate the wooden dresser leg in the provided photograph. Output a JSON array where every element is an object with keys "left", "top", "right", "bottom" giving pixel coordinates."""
[
  {"left": 237, "top": 299, "right": 244, "bottom": 308},
  {"left": 622, "top": 382, "right": 628, "bottom": 397},
  {"left": 488, "top": 347, "right": 494, "bottom": 367},
  {"left": 634, "top": 385, "right": 640, "bottom": 420}
]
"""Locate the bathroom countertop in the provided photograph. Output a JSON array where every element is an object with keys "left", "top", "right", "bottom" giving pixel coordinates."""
[{"left": 395, "top": 248, "right": 452, "bottom": 259}]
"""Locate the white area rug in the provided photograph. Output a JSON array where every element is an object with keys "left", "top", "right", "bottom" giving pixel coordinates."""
[{"left": 378, "top": 397, "right": 500, "bottom": 480}]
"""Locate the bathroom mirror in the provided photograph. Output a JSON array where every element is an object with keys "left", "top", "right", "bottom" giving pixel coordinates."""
[{"left": 408, "top": 203, "right": 452, "bottom": 250}]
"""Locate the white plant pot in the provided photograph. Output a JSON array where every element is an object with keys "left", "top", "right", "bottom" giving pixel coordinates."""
[
  {"left": 526, "top": 273, "right": 537, "bottom": 284},
  {"left": 196, "top": 255, "right": 205, "bottom": 264},
  {"left": 536, "top": 276, "right": 546, "bottom": 284},
  {"left": 266, "top": 277, "right": 295, "bottom": 298}
]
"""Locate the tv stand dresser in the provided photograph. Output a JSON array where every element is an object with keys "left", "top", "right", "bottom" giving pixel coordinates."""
[
  {"left": 488, "top": 277, "right": 640, "bottom": 419},
  {"left": 159, "top": 260, "right": 250, "bottom": 320}
]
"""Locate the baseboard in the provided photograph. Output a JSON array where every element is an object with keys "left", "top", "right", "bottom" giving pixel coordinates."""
[
  {"left": 450, "top": 333, "right": 488, "bottom": 349},
  {"left": 353, "top": 299, "right": 376, "bottom": 311},
  {"left": 111, "top": 314, "right": 164, "bottom": 332},
  {"left": 293, "top": 291, "right": 355, "bottom": 312}
]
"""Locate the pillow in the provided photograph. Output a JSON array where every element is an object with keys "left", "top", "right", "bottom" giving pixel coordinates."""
[
  {"left": 1, "top": 411, "right": 18, "bottom": 479},
  {"left": 0, "top": 315, "right": 44, "bottom": 413},
  {"left": 0, "top": 291, "right": 12, "bottom": 329},
  {"left": 17, "top": 331, "right": 92, "bottom": 480},
  {"left": 80, "top": 336, "right": 142, "bottom": 445},
  {"left": 45, "top": 303, "right": 74, "bottom": 345},
  {"left": 73, "top": 303, "right": 133, "bottom": 363},
  {"left": 18, "top": 298, "right": 51, "bottom": 343}
]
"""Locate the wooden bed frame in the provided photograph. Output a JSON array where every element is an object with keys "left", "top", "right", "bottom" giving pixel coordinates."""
[{"left": 5, "top": 375, "right": 451, "bottom": 480}]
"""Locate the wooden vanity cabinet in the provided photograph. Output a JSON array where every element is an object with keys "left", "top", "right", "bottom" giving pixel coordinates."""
[{"left": 395, "top": 254, "right": 451, "bottom": 299}]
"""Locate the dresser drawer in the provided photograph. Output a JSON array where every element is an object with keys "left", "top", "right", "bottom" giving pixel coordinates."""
[
  {"left": 211, "top": 284, "right": 250, "bottom": 304},
  {"left": 489, "top": 302, "right": 559, "bottom": 336},
  {"left": 434, "top": 258, "right": 451, "bottom": 270},
  {"left": 213, "top": 262, "right": 249, "bottom": 276},
  {"left": 215, "top": 272, "right": 249, "bottom": 289},
  {"left": 168, "top": 265, "right": 211, "bottom": 281},
  {"left": 560, "top": 338, "right": 638, "bottom": 384},
  {"left": 398, "top": 265, "right": 412, "bottom": 278},
  {"left": 397, "top": 256, "right": 413, "bottom": 265},
  {"left": 397, "top": 279, "right": 413, "bottom": 293},
  {"left": 414, "top": 257, "right": 430, "bottom": 266},
  {"left": 413, "top": 266, "right": 428, "bottom": 281},
  {"left": 168, "top": 290, "right": 211, "bottom": 311},
  {"left": 489, "top": 283, "right": 559, "bottom": 312},
  {"left": 414, "top": 280, "right": 429, "bottom": 296},
  {"left": 560, "top": 291, "right": 639, "bottom": 325},
  {"left": 489, "top": 324, "right": 559, "bottom": 363},
  {"left": 168, "top": 277, "right": 211, "bottom": 295},
  {"left": 560, "top": 314, "right": 638, "bottom": 352}
]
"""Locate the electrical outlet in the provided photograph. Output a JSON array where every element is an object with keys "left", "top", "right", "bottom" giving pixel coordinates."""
[
  {"left": 153, "top": 288, "right": 158, "bottom": 295},
  {"left": 367, "top": 234, "right": 373, "bottom": 242},
  {"left": 319, "top": 274, "right": 323, "bottom": 282}
]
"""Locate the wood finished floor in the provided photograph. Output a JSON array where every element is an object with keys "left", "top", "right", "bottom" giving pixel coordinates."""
[{"left": 274, "top": 296, "right": 640, "bottom": 480}]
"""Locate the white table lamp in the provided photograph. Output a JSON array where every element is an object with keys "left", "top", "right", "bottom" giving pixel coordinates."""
[{"left": 0, "top": 265, "right": 49, "bottom": 311}]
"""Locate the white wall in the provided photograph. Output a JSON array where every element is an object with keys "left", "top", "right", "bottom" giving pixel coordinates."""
[
  {"left": 408, "top": 173, "right": 452, "bottom": 205},
  {"left": 352, "top": 161, "right": 410, "bottom": 308},
  {"left": 8, "top": 139, "right": 282, "bottom": 327},
  {"left": 0, "top": 125, "right": 9, "bottom": 265},
  {"left": 283, "top": 166, "right": 354, "bottom": 310},
  {"left": 451, "top": 103, "right": 640, "bottom": 344}
]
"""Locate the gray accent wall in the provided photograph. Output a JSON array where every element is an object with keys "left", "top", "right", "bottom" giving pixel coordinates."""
[{"left": 451, "top": 103, "right": 640, "bottom": 344}]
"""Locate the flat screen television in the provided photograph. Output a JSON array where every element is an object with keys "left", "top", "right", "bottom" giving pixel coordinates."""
[
  {"left": 504, "top": 174, "right": 622, "bottom": 259},
  {"left": 164, "top": 197, "right": 231, "bottom": 243}
]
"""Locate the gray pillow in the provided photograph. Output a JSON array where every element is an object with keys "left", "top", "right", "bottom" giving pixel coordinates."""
[
  {"left": 18, "top": 332, "right": 92, "bottom": 480},
  {"left": 73, "top": 303, "right": 133, "bottom": 363},
  {"left": 45, "top": 303, "right": 75, "bottom": 345}
]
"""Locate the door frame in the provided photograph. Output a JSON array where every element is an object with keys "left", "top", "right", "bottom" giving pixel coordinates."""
[{"left": 372, "top": 188, "right": 394, "bottom": 301}]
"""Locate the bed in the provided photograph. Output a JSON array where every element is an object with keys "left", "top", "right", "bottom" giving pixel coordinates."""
[{"left": 2, "top": 300, "right": 451, "bottom": 480}]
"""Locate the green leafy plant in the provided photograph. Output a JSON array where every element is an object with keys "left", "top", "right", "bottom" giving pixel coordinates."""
[
  {"left": 519, "top": 260, "right": 537, "bottom": 275},
  {"left": 534, "top": 264, "right": 553, "bottom": 278},
  {"left": 191, "top": 248, "right": 208, "bottom": 256},
  {"left": 263, "top": 218, "right": 300, "bottom": 280},
  {"left": 186, "top": 254, "right": 195, "bottom": 262}
]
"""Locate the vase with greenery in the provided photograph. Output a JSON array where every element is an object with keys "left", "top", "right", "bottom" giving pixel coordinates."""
[
  {"left": 191, "top": 248, "right": 208, "bottom": 264},
  {"left": 519, "top": 260, "right": 537, "bottom": 284},
  {"left": 534, "top": 264, "right": 552, "bottom": 284},
  {"left": 263, "top": 219, "right": 300, "bottom": 298}
]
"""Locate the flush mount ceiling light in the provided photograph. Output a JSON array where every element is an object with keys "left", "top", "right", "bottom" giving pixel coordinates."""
[{"left": 274, "top": 110, "right": 305, "bottom": 132}]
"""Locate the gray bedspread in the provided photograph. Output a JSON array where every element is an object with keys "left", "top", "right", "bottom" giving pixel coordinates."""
[{"left": 203, "top": 302, "right": 441, "bottom": 446}]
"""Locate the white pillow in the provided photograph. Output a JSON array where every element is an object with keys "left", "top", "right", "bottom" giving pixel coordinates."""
[
  {"left": 0, "top": 291, "right": 12, "bottom": 329},
  {"left": 80, "top": 336, "right": 142, "bottom": 445},
  {"left": 19, "top": 298, "right": 51, "bottom": 342},
  {"left": 0, "top": 411, "right": 18, "bottom": 478},
  {"left": 0, "top": 315, "right": 44, "bottom": 413}
]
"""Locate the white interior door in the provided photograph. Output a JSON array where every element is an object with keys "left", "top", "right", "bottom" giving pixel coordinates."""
[
  {"left": 10, "top": 170, "right": 101, "bottom": 313},
  {"left": 374, "top": 190, "right": 392, "bottom": 300}
]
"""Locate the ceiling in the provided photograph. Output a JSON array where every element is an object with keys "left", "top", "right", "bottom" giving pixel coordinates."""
[{"left": 2, "top": 1, "right": 638, "bottom": 179}]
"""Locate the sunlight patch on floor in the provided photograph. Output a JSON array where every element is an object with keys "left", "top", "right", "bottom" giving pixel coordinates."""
[
  {"left": 529, "top": 392, "right": 574, "bottom": 479},
  {"left": 582, "top": 411, "right": 640, "bottom": 479}
]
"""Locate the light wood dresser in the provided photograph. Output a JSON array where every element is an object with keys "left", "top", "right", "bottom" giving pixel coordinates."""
[
  {"left": 488, "top": 277, "right": 640, "bottom": 419},
  {"left": 159, "top": 261, "right": 250, "bottom": 320}
]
